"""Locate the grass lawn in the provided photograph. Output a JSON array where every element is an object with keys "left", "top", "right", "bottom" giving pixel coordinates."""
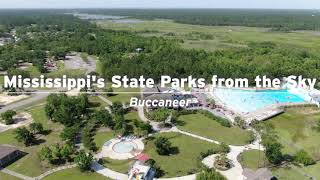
[
  {"left": 105, "top": 82, "right": 140, "bottom": 104},
  {"left": 88, "top": 96, "right": 108, "bottom": 110},
  {"left": 106, "top": 87, "right": 140, "bottom": 104},
  {"left": 42, "top": 168, "right": 111, "bottom": 180},
  {"left": 0, "top": 105, "right": 64, "bottom": 177},
  {"left": 177, "top": 113, "right": 252, "bottom": 145},
  {"left": 124, "top": 111, "right": 141, "bottom": 121},
  {"left": 0, "top": 75, "right": 4, "bottom": 86},
  {"left": 267, "top": 107, "right": 320, "bottom": 159},
  {"left": 238, "top": 150, "right": 268, "bottom": 170},
  {"left": 93, "top": 131, "right": 115, "bottom": 151},
  {"left": 0, "top": 172, "right": 21, "bottom": 180},
  {"left": 96, "top": 60, "right": 103, "bottom": 75},
  {"left": 144, "top": 132, "right": 217, "bottom": 178},
  {"left": 102, "top": 158, "right": 133, "bottom": 174},
  {"left": 302, "top": 163, "right": 320, "bottom": 179}
]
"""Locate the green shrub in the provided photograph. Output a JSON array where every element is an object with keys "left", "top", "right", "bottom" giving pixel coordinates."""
[
  {"left": 154, "top": 137, "right": 172, "bottom": 155},
  {"left": 1, "top": 110, "right": 17, "bottom": 125},
  {"left": 294, "top": 150, "right": 315, "bottom": 166},
  {"left": 196, "top": 169, "right": 226, "bottom": 180}
]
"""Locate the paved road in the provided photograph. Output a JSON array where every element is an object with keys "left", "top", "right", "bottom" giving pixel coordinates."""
[{"left": 0, "top": 91, "right": 52, "bottom": 113}]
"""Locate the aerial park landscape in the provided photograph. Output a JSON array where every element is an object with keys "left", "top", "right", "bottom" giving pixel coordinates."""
[{"left": 0, "top": 1, "right": 320, "bottom": 180}]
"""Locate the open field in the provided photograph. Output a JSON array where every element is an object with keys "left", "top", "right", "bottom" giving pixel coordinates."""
[
  {"left": 42, "top": 168, "right": 111, "bottom": 180},
  {"left": 272, "top": 167, "right": 308, "bottom": 180},
  {"left": 238, "top": 150, "right": 311, "bottom": 180},
  {"left": 268, "top": 107, "right": 320, "bottom": 159},
  {"left": 177, "top": 113, "right": 252, "bottom": 145},
  {"left": 266, "top": 107, "right": 320, "bottom": 179},
  {"left": 0, "top": 105, "right": 64, "bottom": 177},
  {"left": 98, "top": 20, "right": 320, "bottom": 52},
  {"left": 143, "top": 132, "right": 217, "bottom": 178}
]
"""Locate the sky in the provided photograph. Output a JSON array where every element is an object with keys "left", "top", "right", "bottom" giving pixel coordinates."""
[{"left": 0, "top": 0, "right": 319, "bottom": 9}]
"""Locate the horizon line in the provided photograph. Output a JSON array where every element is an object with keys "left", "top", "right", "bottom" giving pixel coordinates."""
[{"left": 0, "top": 7, "right": 319, "bottom": 10}]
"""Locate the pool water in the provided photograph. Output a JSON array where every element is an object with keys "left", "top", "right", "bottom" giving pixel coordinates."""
[
  {"left": 112, "top": 141, "right": 137, "bottom": 153},
  {"left": 213, "top": 89, "right": 306, "bottom": 113}
]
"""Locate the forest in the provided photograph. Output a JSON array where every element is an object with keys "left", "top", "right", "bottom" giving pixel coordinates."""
[{"left": 1, "top": 10, "right": 320, "bottom": 84}]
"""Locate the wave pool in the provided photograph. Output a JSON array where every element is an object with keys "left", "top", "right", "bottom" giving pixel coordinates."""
[{"left": 213, "top": 88, "right": 306, "bottom": 113}]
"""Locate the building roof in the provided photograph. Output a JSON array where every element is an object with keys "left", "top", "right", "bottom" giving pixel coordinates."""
[
  {"left": 135, "top": 153, "right": 150, "bottom": 162},
  {"left": 143, "top": 86, "right": 169, "bottom": 97},
  {"left": 145, "top": 93, "right": 174, "bottom": 101},
  {"left": 0, "top": 145, "right": 18, "bottom": 159}
]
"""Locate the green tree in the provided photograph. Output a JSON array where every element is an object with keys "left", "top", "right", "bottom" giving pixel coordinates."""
[
  {"left": 111, "top": 101, "right": 125, "bottom": 116},
  {"left": 215, "top": 142, "right": 230, "bottom": 154},
  {"left": 150, "top": 108, "right": 171, "bottom": 124},
  {"left": 39, "top": 146, "right": 53, "bottom": 164},
  {"left": 29, "top": 122, "right": 44, "bottom": 134},
  {"left": 114, "top": 114, "right": 128, "bottom": 136},
  {"left": 234, "top": 116, "right": 246, "bottom": 129},
  {"left": 92, "top": 109, "right": 113, "bottom": 128},
  {"left": 52, "top": 143, "right": 62, "bottom": 161},
  {"left": 75, "top": 150, "right": 93, "bottom": 172},
  {"left": 60, "top": 126, "right": 78, "bottom": 143},
  {"left": 265, "top": 142, "right": 283, "bottom": 165},
  {"left": 14, "top": 127, "right": 35, "bottom": 146},
  {"left": 1, "top": 110, "right": 16, "bottom": 125},
  {"left": 154, "top": 137, "right": 172, "bottom": 155},
  {"left": 61, "top": 144, "right": 75, "bottom": 162}
]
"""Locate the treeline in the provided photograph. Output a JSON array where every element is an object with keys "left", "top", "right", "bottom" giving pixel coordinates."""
[
  {"left": 0, "top": 12, "right": 175, "bottom": 73},
  {"left": 100, "top": 41, "right": 320, "bottom": 83},
  {"left": 79, "top": 9, "right": 320, "bottom": 31},
  {"left": 1, "top": 11, "right": 320, "bottom": 83}
]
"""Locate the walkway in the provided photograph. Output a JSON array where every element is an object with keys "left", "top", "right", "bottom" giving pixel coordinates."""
[
  {"left": 0, "top": 164, "right": 77, "bottom": 180},
  {"left": 91, "top": 161, "right": 128, "bottom": 180},
  {"left": 98, "top": 95, "right": 113, "bottom": 106}
]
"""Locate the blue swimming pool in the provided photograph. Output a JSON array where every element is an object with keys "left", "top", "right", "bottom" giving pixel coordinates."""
[
  {"left": 112, "top": 141, "right": 137, "bottom": 153},
  {"left": 213, "top": 88, "right": 306, "bottom": 113}
]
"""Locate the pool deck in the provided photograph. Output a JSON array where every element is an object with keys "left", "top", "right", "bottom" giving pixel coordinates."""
[
  {"left": 210, "top": 86, "right": 315, "bottom": 123},
  {"left": 99, "top": 138, "right": 144, "bottom": 160}
]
